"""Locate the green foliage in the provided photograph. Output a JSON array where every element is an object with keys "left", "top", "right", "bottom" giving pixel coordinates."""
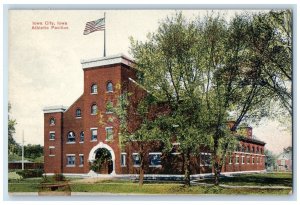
[
  {"left": 89, "top": 148, "right": 112, "bottom": 172},
  {"left": 16, "top": 169, "right": 43, "bottom": 178},
  {"left": 53, "top": 173, "right": 66, "bottom": 181}
]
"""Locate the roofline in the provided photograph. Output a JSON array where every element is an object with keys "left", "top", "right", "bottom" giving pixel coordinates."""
[
  {"left": 81, "top": 53, "right": 135, "bottom": 70},
  {"left": 237, "top": 136, "right": 266, "bottom": 145},
  {"left": 43, "top": 105, "right": 68, "bottom": 114}
]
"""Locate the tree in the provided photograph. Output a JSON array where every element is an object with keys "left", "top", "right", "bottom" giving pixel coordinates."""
[
  {"left": 264, "top": 149, "right": 277, "bottom": 171},
  {"left": 128, "top": 10, "right": 292, "bottom": 186},
  {"left": 8, "top": 103, "right": 21, "bottom": 156}
]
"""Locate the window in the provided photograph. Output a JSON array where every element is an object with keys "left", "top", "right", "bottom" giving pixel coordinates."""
[
  {"left": 49, "top": 131, "right": 55, "bottom": 140},
  {"left": 281, "top": 159, "right": 286, "bottom": 166},
  {"left": 106, "top": 101, "right": 113, "bottom": 113},
  {"left": 50, "top": 118, "right": 55, "bottom": 125},
  {"left": 247, "top": 156, "right": 250, "bottom": 164},
  {"left": 149, "top": 153, "right": 162, "bottom": 167},
  {"left": 236, "top": 156, "right": 239, "bottom": 164},
  {"left": 91, "top": 84, "right": 97, "bottom": 94},
  {"left": 252, "top": 147, "right": 255, "bottom": 153},
  {"left": 261, "top": 148, "right": 263, "bottom": 154},
  {"left": 246, "top": 146, "right": 250, "bottom": 153},
  {"left": 256, "top": 147, "right": 259, "bottom": 154},
  {"left": 252, "top": 157, "right": 255, "bottom": 164},
  {"left": 200, "top": 153, "right": 212, "bottom": 166},
  {"left": 67, "top": 131, "right": 76, "bottom": 143},
  {"left": 132, "top": 153, "right": 141, "bottom": 167},
  {"left": 256, "top": 156, "right": 259, "bottom": 164},
  {"left": 76, "top": 109, "right": 81, "bottom": 117},
  {"left": 79, "top": 155, "right": 84, "bottom": 166},
  {"left": 107, "top": 82, "right": 113, "bottom": 92},
  {"left": 121, "top": 153, "right": 126, "bottom": 167},
  {"left": 49, "top": 146, "right": 55, "bottom": 156},
  {"left": 242, "top": 156, "right": 245, "bottom": 164},
  {"left": 229, "top": 156, "right": 232, "bottom": 164},
  {"left": 91, "top": 104, "right": 98, "bottom": 115},
  {"left": 80, "top": 131, "right": 84, "bottom": 143},
  {"left": 67, "top": 155, "right": 75, "bottom": 166},
  {"left": 91, "top": 128, "right": 97, "bottom": 141},
  {"left": 106, "top": 127, "right": 113, "bottom": 141}
]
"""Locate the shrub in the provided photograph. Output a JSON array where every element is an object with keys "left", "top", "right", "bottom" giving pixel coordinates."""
[
  {"left": 16, "top": 169, "right": 43, "bottom": 178},
  {"left": 53, "top": 173, "right": 65, "bottom": 181}
]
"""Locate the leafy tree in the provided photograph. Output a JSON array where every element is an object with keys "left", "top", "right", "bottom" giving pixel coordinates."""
[
  {"left": 8, "top": 103, "right": 21, "bottom": 156},
  {"left": 127, "top": 10, "right": 291, "bottom": 186},
  {"left": 264, "top": 149, "right": 277, "bottom": 171},
  {"left": 24, "top": 144, "right": 44, "bottom": 159}
]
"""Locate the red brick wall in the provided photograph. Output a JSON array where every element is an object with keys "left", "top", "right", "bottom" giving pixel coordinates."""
[{"left": 44, "top": 112, "right": 63, "bottom": 174}]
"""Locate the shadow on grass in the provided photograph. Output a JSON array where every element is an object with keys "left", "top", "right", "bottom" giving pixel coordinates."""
[{"left": 200, "top": 173, "right": 292, "bottom": 187}]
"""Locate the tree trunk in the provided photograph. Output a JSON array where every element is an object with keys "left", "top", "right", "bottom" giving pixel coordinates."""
[
  {"left": 139, "top": 165, "right": 144, "bottom": 187},
  {"left": 184, "top": 151, "right": 191, "bottom": 186},
  {"left": 213, "top": 163, "right": 220, "bottom": 186}
]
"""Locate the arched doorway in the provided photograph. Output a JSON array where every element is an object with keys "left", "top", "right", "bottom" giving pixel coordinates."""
[
  {"left": 88, "top": 142, "right": 116, "bottom": 175},
  {"left": 90, "top": 148, "right": 113, "bottom": 174}
]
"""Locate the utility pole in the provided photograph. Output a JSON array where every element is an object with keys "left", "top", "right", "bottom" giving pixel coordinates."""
[{"left": 22, "top": 130, "right": 24, "bottom": 170}]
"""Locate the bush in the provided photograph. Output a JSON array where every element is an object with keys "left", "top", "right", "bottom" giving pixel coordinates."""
[
  {"left": 16, "top": 169, "right": 43, "bottom": 178},
  {"left": 53, "top": 173, "right": 65, "bottom": 181}
]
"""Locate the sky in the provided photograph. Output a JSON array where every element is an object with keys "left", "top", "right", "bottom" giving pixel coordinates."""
[{"left": 8, "top": 9, "right": 292, "bottom": 155}]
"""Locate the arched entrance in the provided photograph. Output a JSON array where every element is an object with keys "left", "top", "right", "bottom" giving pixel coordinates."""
[{"left": 88, "top": 142, "right": 116, "bottom": 175}]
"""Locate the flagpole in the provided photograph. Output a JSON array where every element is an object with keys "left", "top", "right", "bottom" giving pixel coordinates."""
[{"left": 103, "top": 12, "right": 106, "bottom": 57}]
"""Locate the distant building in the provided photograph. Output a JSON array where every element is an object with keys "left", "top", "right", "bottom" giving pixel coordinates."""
[
  {"left": 43, "top": 54, "right": 266, "bottom": 176},
  {"left": 276, "top": 148, "right": 292, "bottom": 171}
]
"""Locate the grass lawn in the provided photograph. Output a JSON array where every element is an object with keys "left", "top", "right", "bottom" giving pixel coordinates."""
[
  {"left": 199, "top": 172, "right": 292, "bottom": 187},
  {"left": 8, "top": 172, "right": 292, "bottom": 195}
]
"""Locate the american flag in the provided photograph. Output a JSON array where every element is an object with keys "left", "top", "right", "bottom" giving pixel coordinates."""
[{"left": 83, "top": 18, "right": 105, "bottom": 35}]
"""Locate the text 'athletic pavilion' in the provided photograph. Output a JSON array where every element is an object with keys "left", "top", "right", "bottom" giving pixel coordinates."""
[{"left": 43, "top": 54, "right": 266, "bottom": 176}]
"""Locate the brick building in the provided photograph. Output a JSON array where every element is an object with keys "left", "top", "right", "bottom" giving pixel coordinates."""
[{"left": 43, "top": 54, "right": 266, "bottom": 176}]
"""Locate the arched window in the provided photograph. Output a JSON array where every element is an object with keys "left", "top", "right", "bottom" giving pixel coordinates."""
[
  {"left": 76, "top": 109, "right": 81, "bottom": 117},
  {"left": 50, "top": 118, "right": 55, "bottom": 125},
  {"left": 107, "top": 82, "right": 113, "bottom": 92},
  {"left": 91, "top": 84, "right": 97, "bottom": 94},
  {"left": 80, "top": 131, "right": 84, "bottom": 142},
  {"left": 91, "top": 104, "right": 98, "bottom": 115},
  {"left": 67, "top": 131, "right": 76, "bottom": 143}
]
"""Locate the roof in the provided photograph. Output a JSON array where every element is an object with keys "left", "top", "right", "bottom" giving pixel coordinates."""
[
  {"left": 43, "top": 105, "right": 68, "bottom": 113},
  {"left": 237, "top": 136, "right": 266, "bottom": 146},
  {"left": 81, "top": 53, "right": 135, "bottom": 70}
]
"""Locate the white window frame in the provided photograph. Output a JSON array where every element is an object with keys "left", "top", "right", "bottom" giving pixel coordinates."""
[
  {"left": 106, "top": 82, "right": 114, "bottom": 93},
  {"left": 200, "top": 152, "right": 212, "bottom": 167},
  {"left": 256, "top": 156, "right": 259, "bottom": 164},
  {"left": 66, "top": 131, "right": 76, "bottom": 144},
  {"left": 49, "top": 146, "right": 55, "bottom": 157},
  {"left": 49, "top": 118, "right": 55, "bottom": 126},
  {"left": 236, "top": 156, "right": 239, "bottom": 164},
  {"left": 79, "top": 131, "right": 84, "bottom": 143},
  {"left": 247, "top": 156, "right": 250, "bottom": 164},
  {"left": 242, "top": 156, "right": 245, "bottom": 164},
  {"left": 91, "top": 84, "right": 98, "bottom": 94},
  {"left": 105, "top": 127, "right": 113, "bottom": 141},
  {"left": 91, "top": 104, "right": 98, "bottom": 115},
  {"left": 132, "top": 153, "right": 141, "bottom": 167},
  {"left": 121, "top": 152, "right": 127, "bottom": 167},
  {"left": 79, "top": 154, "right": 84, "bottom": 167},
  {"left": 66, "top": 154, "right": 76, "bottom": 167},
  {"left": 229, "top": 156, "right": 232, "bottom": 164},
  {"left": 252, "top": 157, "right": 255, "bottom": 164},
  {"left": 76, "top": 109, "right": 82, "bottom": 118},
  {"left": 148, "top": 152, "right": 162, "bottom": 168},
  {"left": 49, "top": 131, "right": 55, "bottom": 141},
  {"left": 90, "top": 128, "right": 98, "bottom": 142}
]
